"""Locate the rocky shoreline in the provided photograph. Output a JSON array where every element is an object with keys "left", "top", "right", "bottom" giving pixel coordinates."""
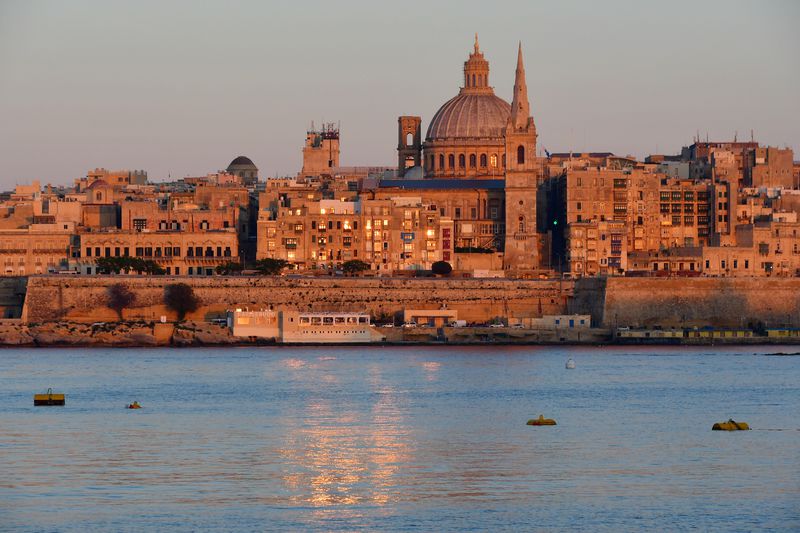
[{"left": 1, "top": 321, "right": 799, "bottom": 347}]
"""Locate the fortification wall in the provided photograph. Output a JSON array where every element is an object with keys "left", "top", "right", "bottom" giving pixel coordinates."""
[
  {"left": 19, "top": 275, "right": 800, "bottom": 330},
  {"left": 601, "top": 277, "right": 800, "bottom": 328},
  {"left": 22, "top": 276, "right": 570, "bottom": 324}
]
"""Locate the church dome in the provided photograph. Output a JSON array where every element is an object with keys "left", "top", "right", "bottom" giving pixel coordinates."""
[
  {"left": 227, "top": 156, "right": 257, "bottom": 170},
  {"left": 426, "top": 93, "right": 510, "bottom": 141}
]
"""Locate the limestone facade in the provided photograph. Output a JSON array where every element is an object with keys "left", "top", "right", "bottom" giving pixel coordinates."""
[{"left": 78, "top": 230, "right": 239, "bottom": 275}]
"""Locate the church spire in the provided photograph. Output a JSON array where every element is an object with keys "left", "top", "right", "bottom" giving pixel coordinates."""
[
  {"left": 510, "top": 41, "right": 530, "bottom": 130},
  {"left": 474, "top": 32, "right": 479, "bottom": 53}
]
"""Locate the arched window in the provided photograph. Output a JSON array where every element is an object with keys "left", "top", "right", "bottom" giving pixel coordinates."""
[
  {"left": 480, "top": 154, "right": 487, "bottom": 167},
  {"left": 518, "top": 216, "right": 525, "bottom": 233},
  {"left": 458, "top": 154, "right": 465, "bottom": 168},
  {"left": 439, "top": 154, "right": 444, "bottom": 169},
  {"left": 490, "top": 154, "right": 497, "bottom": 168},
  {"left": 517, "top": 145, "right": 525, "bottom": 164},
  {"left": 406, "top": 133, "right": 413, "bottom": 147},
  {"left": 448, "top": 154, "right": 455, "bottom": 169},
  {"left": 429, "top": 155, "right": 434, "bottom": 170},
  {"left": 469, "top": 154, "right": 476, "bottom": 168},
  {"left": 471, "top": 74, "right": 475, "bottom": 87}
]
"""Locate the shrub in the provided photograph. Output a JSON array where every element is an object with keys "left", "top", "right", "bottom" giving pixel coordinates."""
[
  {"left": 431, "top": 261, "right": 453, "bottom": 276},
  {"left": 253, "top": 258, "right": 289, "bottom": 276},
  {"left": 341, "top": 260, "right": 370, "bottom": 275},
  {"left": 215, "top": 262, "right": 244, "bottom": 275}
]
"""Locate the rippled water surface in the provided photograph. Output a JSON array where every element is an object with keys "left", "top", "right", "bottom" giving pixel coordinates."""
[{"left": 1, "top": 345, "right": 799, "bottom": 531}]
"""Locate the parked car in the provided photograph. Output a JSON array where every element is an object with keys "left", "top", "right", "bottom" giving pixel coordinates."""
[
  {"left": 489, "top": 323, "right": 505, "bottom": 328},
  {"left": 402, "top": 322, "right": 417, "bottom": 328}
]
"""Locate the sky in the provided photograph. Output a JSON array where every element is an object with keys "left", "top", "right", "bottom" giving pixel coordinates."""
[{"left": 0, "top": 0, "right": 798, "bottom": 188}]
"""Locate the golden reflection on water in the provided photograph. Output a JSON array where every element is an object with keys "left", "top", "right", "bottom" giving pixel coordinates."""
[{"left": 277, "top": 363, "right": 413, "bottom": 508}]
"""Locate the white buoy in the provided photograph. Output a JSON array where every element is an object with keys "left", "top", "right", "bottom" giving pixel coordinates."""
[{"left": 565, "top": 358, "right": 576, "bottom": 369}]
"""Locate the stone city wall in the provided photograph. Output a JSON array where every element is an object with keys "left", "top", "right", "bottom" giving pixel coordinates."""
[
  {"left": 17, "top": 275, "right": 800, "bottom": 329},
  {"left": 22, "top": 275, "right": 571, "bottom": 324},
  {"left": 600, "top": 277, "right": 800, "bottom": 329}
]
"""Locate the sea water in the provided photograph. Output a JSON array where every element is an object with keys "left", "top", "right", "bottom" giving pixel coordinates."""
[{"left": 1, "top": 345, "right": 798, "bottom": 531}]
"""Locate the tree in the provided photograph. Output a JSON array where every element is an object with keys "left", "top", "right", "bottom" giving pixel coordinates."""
[
  {"left": 253, "top": 258, "right": 289, "bottom": 276},
  {"left": 216, "top": 261, "right": 244, "bottom": 275},
  {"left": 139, "top": 259, "right": 166, "bottom": 275},
  {"left": 163, "top": 283, "right": 199, "bottom": 321},
  {"left": 431, "top": 261, "right": 453, "bottom": 276},
  {"left": 95, "top": 256, "right": 127, "bottom": 274},
  {"left": 106, "top": 283, "right": 136, "bottom": 320},
  {"left": 341, "top": 260, "right": 370, "bottom": 275},
  {"left": 95, "top": 256, "right": 165, "bottom": 275}
]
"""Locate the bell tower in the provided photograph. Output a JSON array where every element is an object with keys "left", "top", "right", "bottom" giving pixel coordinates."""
[
  {"left": 503, "top": 43, "right": 540, "bottom": 271},
  {"left": 397, "top": 116, "right": 421, "bottom": 176}
]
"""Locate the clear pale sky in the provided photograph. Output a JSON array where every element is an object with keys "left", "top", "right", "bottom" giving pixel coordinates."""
[{"left": 0, "top": 0, "right": 798, "bottom": 188}]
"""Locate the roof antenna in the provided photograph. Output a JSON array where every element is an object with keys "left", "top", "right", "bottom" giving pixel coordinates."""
[
  {"left": 750, "top": 129, "right": 754, "bottom": 142},
  {"left": 734, "top": 131, "right": 738, "bottom": 143}
]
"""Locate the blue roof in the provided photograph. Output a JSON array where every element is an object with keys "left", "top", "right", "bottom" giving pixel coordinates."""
[{"left": 378, "top": 179, "right": 505, "bottom": 190}]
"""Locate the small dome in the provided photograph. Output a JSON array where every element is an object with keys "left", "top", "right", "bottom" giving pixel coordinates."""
[
  {"left": 426, "top": 92, "right": 511, "bottom": 141},
  {"left": 227, "top": 156, "right": 257, "bottom": 169},
  {"left": 86, "top": 179, "right": 109, "bottom": 190}
]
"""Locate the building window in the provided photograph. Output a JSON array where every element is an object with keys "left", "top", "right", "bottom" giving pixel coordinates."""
[
  {"left": 490, "top": 154, "right": 498, "bottom": 168},
  {"left": 448, "top": 154, "right": 455, "bottom": 169},
  {"left": 517, "top": 145, "right": 525, "bottom": 164},
  {"left": 458, "top": 154, "right": 465, "bottom": 168},
  {"left": 133, "top": 219, "right": 147, "bottom": 231},
  {"left": 469, "top": 154, "right": 476, "bottom": 168},
  {"left": 200, "top": 220, "right": 209, "bottom": 230},
  {"left": 439, "top": 154, "right": 445, "bottom": 169},
  {"left": 455, "top": 208, "right": 461, "bottom": 218},
  {"left": 480, "top": 154, "right": 487, "bottom": 167}
]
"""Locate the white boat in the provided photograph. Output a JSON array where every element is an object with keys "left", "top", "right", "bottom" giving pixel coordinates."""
[{"left": 565, "top": 358, "right": 576, "bottom": 369}]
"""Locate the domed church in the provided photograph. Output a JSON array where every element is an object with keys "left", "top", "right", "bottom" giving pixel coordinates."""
[{"left": 394, "top": 36, "right": 541, "bottom": 271}]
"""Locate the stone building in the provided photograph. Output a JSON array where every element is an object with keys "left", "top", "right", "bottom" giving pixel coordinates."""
[
  {"left": 702, "top": 218, "right": 800, "bottom": 277},
  {"left": 255, "top": 37, "right": 546, "bottom": 275},
  {"left": 301, "top": 124, "right": 340, "bottom": 177},
  {"left": 0, "top": 226, "right": 74, "bottom": 275},
  {"left": 78, "top": 229, "right": 239, "bottom": 275}
]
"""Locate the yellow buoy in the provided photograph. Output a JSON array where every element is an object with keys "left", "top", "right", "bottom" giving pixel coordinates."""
[
  {"left": 527, "top": 414, "right": 557, "bottom": 426},
  {"left": 34, "top": 388, "right": 65, "bottom": 406},
  {"left": 712, "top": 419, "right": 750, "bottom": 431}
]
